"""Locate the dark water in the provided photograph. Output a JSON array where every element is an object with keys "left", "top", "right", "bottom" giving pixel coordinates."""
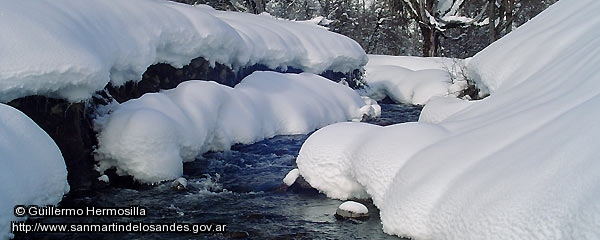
[{"left": 15, "top": 104, "right": 420, "bottom": 240}]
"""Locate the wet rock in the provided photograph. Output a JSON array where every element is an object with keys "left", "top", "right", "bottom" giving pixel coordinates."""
[
  {"left": 7, "top": 96, "right": 98, "bottom": 191},
  {"left": 223, "top": 231, "right": 250, "bottom": 239},
  {"left": 290, "top": 175, "right": 313, "bottom": 190},
  {"left": 335, "top": 201, "right": 369, "bottom": 220},
  {"left": 275, "top": 173, "right": 320, "bottom": 195},
  {"left": 107, "top": 57, "right": 238, "bottom": 103}
]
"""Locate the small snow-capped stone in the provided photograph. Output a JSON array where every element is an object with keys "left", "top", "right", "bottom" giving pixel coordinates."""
[
  {"left": 335, "top": 201, "right": 369, "bottom": 220},
  {"left": 171, "top": 177, "right": 188, "bottom": 191},
  {"left": 283, "top": 169, "right": 300, "bottom": 186},
  {"left": 97, "top": 175, "right": 109, "bottom": 183}
]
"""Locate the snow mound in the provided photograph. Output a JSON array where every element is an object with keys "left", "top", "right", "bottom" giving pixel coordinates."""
[
  {"left": 297, "top": 0, "right": 600, "bottom": 239},
  {"left": 0, "top": 0, "right": 367, "bottom": 103},
  {"left": 297, "top": 122, "right": 379, "bottom": 200},
  {"left": 0, "top": 104, "right": 69, "bottom": 239},
  {"left": 210, "top": 8, "right": 366, "bottom": 74},
  {"left": 366, "top": 55, "right": 451, "bottom": 71},
  {"left": 95, "top": 72, "right": 378, "bottom": 183},
  {"left": 418, "top": 96, "right": 474, "bottom": 124},
  {"left": 297, "top": 122, "right": 449, "bottom": 205},
  {"left": 362, "top": 55, "right": 466, "bottom": 105}
]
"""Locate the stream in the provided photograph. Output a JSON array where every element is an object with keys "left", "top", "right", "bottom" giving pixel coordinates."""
[{"left": 15, "top": 104, "right": 420, "bottom": 240}]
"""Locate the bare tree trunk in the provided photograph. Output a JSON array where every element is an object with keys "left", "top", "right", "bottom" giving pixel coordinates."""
[
  {"left": 421, "top": 25, "right": 438, "bottom": 57},
  {"left": 489, "top": 0, "right": 497, "bottom": 42}
]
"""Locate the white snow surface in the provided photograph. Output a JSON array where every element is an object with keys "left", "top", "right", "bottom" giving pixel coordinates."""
[
  {"left": 362, "top": 55, "right": 466, "bottom": 105},
  {"left": 95, "top": 72, "right": 379, "bottom": 183},
  {"left": 283, "top": 169, "right": 300, "bottom": 186},
  {"left": 0, "top": 104, "right": 69, "bottom": 240},
  {"left": 0, "top": 0, "right": 366, "bottom": 103},
  {"left": 297, "top": 0, "right": 600, "bottom": 239},
  {"left": 338, "top": 201, "right": 368, "bottom": 214}
]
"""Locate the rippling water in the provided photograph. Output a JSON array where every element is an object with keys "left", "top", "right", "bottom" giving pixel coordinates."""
[{"left": 15, "top": 104, "right": 420, "bottom": 240}]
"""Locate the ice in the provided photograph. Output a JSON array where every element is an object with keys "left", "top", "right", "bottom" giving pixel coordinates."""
[
  {"left": 0, "top": 104, "right": 69, "bottom": 239},
  {"left": 0, "top": 0, "right": 366, "bottom": 103},
  {"left": 297, "top": 0, "right": 600, "bottom": 238},
  {"left": 95, "top": 72, "right": 379, "bottom": 184}
]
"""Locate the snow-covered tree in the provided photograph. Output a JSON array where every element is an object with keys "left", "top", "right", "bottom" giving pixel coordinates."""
[
  {"left": 364, "top": 0, "right": 420, "bottom": 55},
  {"left": 265, "top": 0, "right": 322, "bottom": 19},
  {"left": 400, "top": 0, "right": 487, "bottom": 56},
  {"left": 170, "top": 0, "right": 557, "bottom": 58}
]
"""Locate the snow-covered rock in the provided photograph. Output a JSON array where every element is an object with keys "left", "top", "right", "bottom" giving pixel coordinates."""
[
  {"left": 0, "top": 104, "right": 69, "bottom": 239},
  {"left": 362, "top": 55, "right": 466, "bottom": 105},
  {"left": 297, "top": 122, "right": 449, "bottom": 205},
  {"left": 336, "top": 201, "right": 369, "bottom": 220},
  {"left": 97, "top": 174, "right": 109, "bottom": 183},
  {"left": 283, "top": 169, "right": 300, "bottom": 187},
  {"left": 95, "top": 72, "right": 379, "bottom": 184},
  {"left": 297, "top": 0, "right": 600, "bottom": 239},
  {"left": 0, "top": 0, "right": 367, "bottom": 103},
  {"left": 171, "top": 177, "right": 188, "bottom": 191},
  {"left": 297, "top": 122, "right": 379, "bottom": 200}
]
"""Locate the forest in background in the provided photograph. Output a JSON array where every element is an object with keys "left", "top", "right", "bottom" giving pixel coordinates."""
[{"left": 173, "top": 0, "right": 557, "bottom": 57}]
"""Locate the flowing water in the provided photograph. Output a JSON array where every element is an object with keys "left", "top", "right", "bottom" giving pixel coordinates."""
[{"left": 15, "top": 104, "right": 420, "bottom": 240}]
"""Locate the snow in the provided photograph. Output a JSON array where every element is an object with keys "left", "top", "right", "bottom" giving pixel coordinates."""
[
  {"left": 283, "top": 169, "right": 300, "bottom": 186},
  {"left": 297, "top": 122, "right": 449, "bottom": 205},
  {"left": 296, "top": 16, "right": 334, "bottom": 28},
  {"left": 297, "top": 122, "right": 379, "bottom": 200},
  {"left": 441, "top": 15, "right": 473, "bottom": 24},
  {"left": 338, "top": 201, "right": 369, "bottom": 214},
  {"left": 436, "top": 0, "right": 454, "bottom": 14},
  {"left": 0, "top": 0, "right": 367, "bottom": 103},
  {"left": 366, "top": 55, "right": 452, "bottom": 71},
  {"left": 95, "top": 72, "right": 379, "bottom": 183},
  {"left": 212, "top": 9, "right": 367, "bottom": 74},
  {"left": 418, "top": 96, "right": 474, "bottom": 124},
  {"left": 0, "top": 104, "right": 69, "bottom": 239},
  {"left": 297, "top": 0, "right": 600, "bottom": 239},
  {"left": 362, "top": 55, "right": 466, "bottom": 105},
  {"left": 171, "top": 177, "right": 188, "bottom": 190}
]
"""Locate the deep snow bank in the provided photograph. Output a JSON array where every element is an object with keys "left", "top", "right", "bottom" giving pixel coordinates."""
[
  {"left": 0, "top": 104, "right": 69, "bottom": 239},
  {"left": 362, "top": 55, "right": 467, "bottom": 105},
  {"left": 95, "top": 72, "right": 379, "bottom": 183},
  {"left": 0, "top": 0, "right": 366, "bottom": 103},
  {"left": 297, "top": 0, "right": 600, "bottom": 239}
]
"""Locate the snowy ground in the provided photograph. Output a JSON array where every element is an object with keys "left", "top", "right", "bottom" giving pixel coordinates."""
[
  {"left": 0, "top": 0, "right": 366, "bottom": 103},
  {"left": 0, "top": 104, "right": 69, "bottom": 240},
  {"left": 298, "top": 0, "right": 600, "bottom": 239},
  {"left": 95, "top": 72, "right": 379, "bottom": 183},
  {"left": 361, "top": 55, "right": 469, "bottom": 105}
]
